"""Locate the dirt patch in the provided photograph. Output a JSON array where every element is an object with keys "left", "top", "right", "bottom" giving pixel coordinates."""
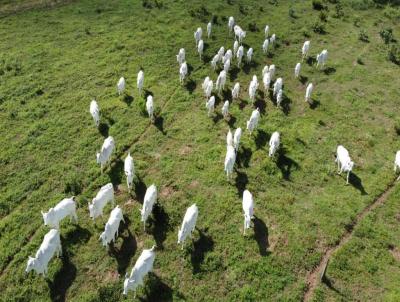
[
  {"left": 389, "top": 246, "right": 400, "bottom": 261},
  {"left": 189, "top": 180, "right": 200, "bottom": 189},
  {"left": 160, "top": 186, "right": 175, "bottom": 199},
  {"left": 104, "top": 270, "right": 120, "bottom": 282},
  {"left": 179, "top": 145, "right": 192, "bottom": 156}
]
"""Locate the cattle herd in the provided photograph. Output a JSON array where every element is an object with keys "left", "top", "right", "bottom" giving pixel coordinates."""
[{"left": 24, "top": 15, "right": 399, "bottom": 298}]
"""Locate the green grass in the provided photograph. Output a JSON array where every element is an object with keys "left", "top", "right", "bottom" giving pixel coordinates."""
[{"left": 0, "top": 0, "right": 399, "bottom": 301}]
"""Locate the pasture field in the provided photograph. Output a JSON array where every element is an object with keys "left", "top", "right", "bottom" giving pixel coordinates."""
[{"left": 0, "top": 0, "right": 399, "bottom": 301}]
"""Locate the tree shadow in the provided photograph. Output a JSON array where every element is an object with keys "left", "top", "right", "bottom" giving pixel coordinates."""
[
  {"left": 306, "top": 57, "right": 316, "bottom": 66},
  {"left": 255, "top": 129, "right": 269, "bottom": 149},
  {"left": 348, "top": 172, "right": 368, "bottom": 195},
  {"left": 227, "top": 115, "right": 236, "bottom": 128},
  {"left": 299, "top": 75, "right": 308, "bottom": 85},
  {"left": 108, "top": 158, "right": 124, "bottom": 186},
  {"left": 229, "top": 66, "right": 240, "bottom": 81},
  {"left": 323, "top": 67, "right": 336, "bottom": 75},
  {"left": 150, "top": 203, "right": 170, "bottom": 249},
  {"left": 63, "top": 225, "right": 91, "bottom": 246},
  {"left": 123, "top": 94, "right": 134, "bottom": 106},
  {"left": 109, "top": 222, "right": 137, "bottom": 275},
  {"left": 134, "top": 177, "right": 147, "bottom": 203},
  {"left": 98, "top": 122, "right": 109, "bottom": 138},
  {"left": 234, "top": 170, "right": 249, "bottom": 197},
  {"left": 191, "top": 228, "right": 214, "bottom": 274},
  {"left": 237, "top": 146, "right": 252, "bottom": 168},
  {"left": 309, "top": 99, "right": 320, "bottom": 110},
  {"left": 47, "top": 251, "right": 76, "bottom": 302},
  {"left": 243, "top": 60, "right": 260, "bottom": 74},
  {"left": 276, "top": 148, "right": 299, "bottom": 181},
  {"left": 253, "top": 216, "right": 270, "bottom": 256},
  {"left": 185, "top": 79, "right": 196, "bottom": 94},
  {"left": 154, "top": 115, "right": 166, "bottom": 135}
]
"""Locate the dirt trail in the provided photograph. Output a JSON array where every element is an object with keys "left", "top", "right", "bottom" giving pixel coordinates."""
[{"left": 303, "top": 180, "right": 397, "bottom": 301}]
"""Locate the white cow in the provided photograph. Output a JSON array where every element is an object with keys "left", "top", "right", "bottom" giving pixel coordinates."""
[
  {"left": 206, "top": 96, "right": 215, "bottom": 117},
  {"left": 146, "top": 95, "right": 154, "bottom": 122},
  {"left": 117, "top": 77, "right": 126, "bottom": 95},
  {"left": 224, "top": 145, "right": 236, "bottom": 179},
  {"left": 137, "top": 70, "right": 144, "bottom": 94},
  {"left": 217, "top": 46, "right": 225, "bottom": 61},
  {"left": 90, "top": 100, "right": 100, "bottom": 127},
  {"left": 202, "top": 76, "right": 210, "bottom": 93},
  {"left": 176, "top": 48, "right": 185, "bottom": 65},
  {"left": 234, "top": 128, "right": 242, "bottom": 151},
  {"left": 246, "top": 108, "right": 260, "bottom": 134},
  {"left": 194, "top": 27, "right": 202, "bottom": 46},
  {"left": 179, "top": 62, "right": 188, "bottom": 83},
  {"left": 207, "top": 22, "right": 212, "bottom": 38},
  {"left": 305, "top": 83, "right": 313, "bottom": 103},
  {"left": 276, "top": 89, "right": 283, "bottom": 107},
  {"left": 232, "top": 82, "right": 240, "bottom": 100},
  {"left": 394, "top": 151, "right": 400, "bottom": 180},
  {"left": 96, "top": 136, "right": 115, "bottom": 171},
  {"left": 302, "top": 41, "right": 310, "bottom": 60},
  {"left": 177, "top": 204, "right": 198, "bottom": 249},
  {"left": 222, "top": 101, "right": 230, "bottom": 118},
  {"left": 233, "top": 40, "right": 239, "bottom": 56},
  {"left": 216, "top": 70, "right": 226, "bottom": 92},
  {"left": 211, "top": 54, "right": 219, "bottom": 70},
  {"left": 242, "top": 190, "right": 254, "bottom": 235},
  {"left": 295, "top": 63, "right": 301, "bottom": 78},
  {"left": 264, "top": 25, "right": 269, "bottom": 37},
  {"left": 336, "top": 145, "right": 354, "bottom": 184},
  {"left": 228, "top": 16, "right": 235, "bottom": 34},
  {"left": 88, "top": 183, "right": 115, "bottom": 219},
  {"left": 246, "top": 48, "right": 253, "bottom": 63},
  {"left": 99, "top": 206, "right": 125, "bottom": 247},
  {"left": 273, "top": 77, "right": 283, "bottom": 96},
  {"left": 317, "top": 49, "right": 328, "bottom": 68},
  {"left": 262, "top": 65, "right": 269, "bottom": 76},
  {"left": 223, "top": 49, "right": 233, "bottom": 64},
  {"left": 249, "top": 79, "right": 257, "bottom": 103},
  {"left": 270, "top": 33, "right": 276, "bottom": 46},
  {"left": 262, "top": 39, "right": 269, "bottom": 53},
  {"left": 263, "top": 72, "right": 271, "bottom": 90},
  {"left": 238, "top": 30, "right": 246, "bottom": 44},
  {"left": 124, "top": 153, "right": 135, "bottom": 189},
  {"left": 197, "top": 39, "right": 204, "bottom": 59},
  {"left": 269, "top": 131, "right": 280, "bottom": 157},
  {"left": 41, "top": 197, "right": 78, "bottom": 229},
  {"left": 205, "top": 80, "right": 213, "bottom": 99},
  {"left": 269, "top": 64, "right": 276, "bottom": 80},
  {"left": 237, "top": 45, "right": 244, "bottom": 67},
  {"left": 26, "top": 229, "right": 61, "bottom": 276},
  {"left": 224, "top": 58, "right": 231, "bottom": 72},
  {"left": 141, "top": 184, "right": 157, "bottom": 231},
  {"left": 123, "top": 246, "right": 156, "bottom": 296},
  {"left": 227, "top": 129, "right": 233, "bottom": 147}
]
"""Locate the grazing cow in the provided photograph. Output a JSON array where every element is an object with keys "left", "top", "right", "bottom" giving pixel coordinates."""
[
  {"left": 89, "top": 183, "right": 115, "bottom": 219},
  {"left": 234, "top": 128, "right": 242, "bottom": 151},
  {"left": 99, "top": 206, "right": 125, "bottom": 247},
  {"left": 234, "top": 25, "right": 246, "bottom": 43},
  {"left": 228, "top": 16, "right": 235, "bottom": 34},
  {"left": 211, "top": 54, "right": 219, "bottom": 70},
  {"left": 224, "top": 59, "right": 231, "bottom": 72},
  {"left": 205, "top": 80, "right": 213, "bottom": 99},
  {"left": 216, "top": 70, "right": 227, "bottom": 92},
  {"left": 273, "top": 77, "right": 283, "bottom": 96},
  {"left": 263, "top": 72, "right": 271, "bottom": 91},
  {"left": 197, "top": 39, "right": 204, "bottom": 59},
  {"left": 302, "top": 41, "right": 310, "bottom": 60},
  {"left": 176, "top": 48, "right": 185, "bottom": 66},
  {"left": 246, "top": 48, "right": 253, "bottom": 63},
  {"left": 96, "top": 136, "right": 115, "bottom": 171},
  {"left": 222, "top": 101, "right": 230, "bottom": 119},
  {"left": 194, "top": 27, "right": 202, "bottom": 46},
  {"left": 207, "top": 22, "right": 212, "bottom": 38},
  {"left": 262, "top": 39, "right": 269, "bottom": 53},
  {"left": 232, "top": 82, "right": 240, "bottom": 100},
  {"left": 141, "top": 184, "right": 157, "bottom": 231},
  {"left": 90, "top": 100, "right": 100, "bottom": 127},
  {"left": 305, "top": 83, "right": 313, "bottom": 103},
  {"left": 242, "top": 190, "right": 254, "bottom": 235},
  {"left": 42, "top": 197, "right": 78, "bottom": 229},
  {"left": 227, "top": 129, "right": 233, "bottom": 147},
  {"left": 123, "top": 246, "right": 156, "bottom": 296},
  {"left": 124, "top": 153, "right": 135, "bottom": 190},
  {"left": 249, "top": 79, "right": 257, "bottom": 103},
  {"left": 117, "top": 77, "right": 126, "bottom": 95},
  {"left": 264, "top": 25, "right": 269, "bottom": 37},
  {"left": 237, "top": 45, "right": 244, "bottom": 67},
  {"left": 137, "top": 70, "right": 144, "bottom": 94},
  {"left": 269, "top": 64, "right": 276, "bottom": 80},
  {"left": 202, "top": 77, "right": 210, "bottom": 95},
  {"left": 224, "top": 145, "right": 236, "bottom": 179},
  {"left": 276, "top": 89, "right": 283, "bottom": 107},
  {"left": 262, "top": 65, "right": 269, "bottom": 76},
  {"left": 335, "top": 145, "right": 354, "bottom": 184},
  {"left": 177, "top": 204, "right": 198, "bottom": 249},
  {"left": 233, "top": 40, "right": 239, "bottom": 56},
  {"left": 223, "top": 50, "right": 233, "bottom": 64},
  {"left": 217, "top": 46, "right": 225, "bottom": 61},
  {"left": 269, "top": 131, "right": 280, "bottom": 157},
  {"left": 26, "top": 229, "right": 62, "bottom": 277},
  {"left": 206, "top": 96, "right": 215, "bottom": 117},
  {"left": 246, "top": 108, "right": 260, "bottom": 134},
  {"left": 295, "top": 63, "right": 301, "bottom": 78},
  {"left": 394, "top": 151, "right": 400, "bottom": 180},
  {"left": 270, "top": 33, "right": 276, "bottom": 46},
  {"left": 179, "top": 62, "right": 188, "bottom": 83},
  {"left": 317, "top": 49, "right": 328, "bottom": 68},
  {"left": 146, "top": 95, "right": 154, "bottom": 122}
]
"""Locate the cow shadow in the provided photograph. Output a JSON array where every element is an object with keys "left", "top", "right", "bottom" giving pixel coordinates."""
[
  {"left": 309, "top": 99, "right": 320, "bottom": 110},
  {"left": 191, "top": 228, "right": 214, "bottom": 274},
  {"left": 149, "top": 203, "right": 170, "bottom": 249},
  {"left": 253, "top": 216, "right": 270, "bottom": 256},
  {"left": 187, "top": 63, "right": 194, "bottom": 76},
  {"left": 139, "top": 273, "right": 178, "bottom": 302},
  {"left": 227, "top": 115, "right": 236, "bottom": 127},
  {"left": 323, "top": 67, "right": 336, "bottom": 75},
  {"left": 222, "top": 89, "right": 232, "bottom": 102},
  {"left": 229, "top": 66, "right": 241, "bottom": 81},
  {"left": 185, "top": 79, "right": 196, "bottom": 94},
  {"left": 123, "top": 94, "right": 134, "bottom": 106},
  {"left": 108, "top": 158, "right": 124, "bottom": 186},
  {"left": 255, "top": 129, "right": 269, "bottom": 149},
  {"left": 203, "top": 42, "right": 210, "bottom": 52},
  {"left": 109, "top": 223, "right": 137, "bottom": 275},
  {"left": 144, "top": 89, "right": 153, "bottom": 99},
  {"left": 306, "top": 57, "right": 316, "bottom": 66},
  {"left": 63, "top": 225, "right": 91, "bottom": 246},
  {"left": 238, "top": 98, "right": 248, "bottom": 110},
  {"left": 254, "top": 98, "right": 266, "bottom": 115},
  {"left": 134, "top": 177, "right": 147, "bottom": 203},
  {"left": 237, "top": 146, "right": 252, "bottom": 168},
  {"left": 154, "top": 115, "right": 166, "bottom": 135},
  {"left": 234, "top": 170, "right": 249, "bottom": 197},
  {"left": 299, "top": 75, "right": 308, "bottom": 85},
  {"left": 281, "top": 93, "right": 292, "bottom": 115},
  {"left": 322, "top": 275, "right": 345, "bottom": 298},
  {"left": 349, "top": 173, "right": 368, "bottom": 195},
  {"left": 212, "top": 112, "right": 223, "bottom": 124},
  {"left": 276, "top": 148, "right": 299, "bottom": 181},
  {"left": 47, "top": 251, "right": 76, "bottom": 302},
  {"left": 98, "top": 122, "right": 109, "bottom": 138},
  {"left": 243, "top": 60, "right": 259, "bottom": 74}
]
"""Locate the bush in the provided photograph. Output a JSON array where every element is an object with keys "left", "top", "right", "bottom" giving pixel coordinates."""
[
  {"left": 380, "top": 28, "right": 394, "bottom": 44},
  {"left": 359, "top": 30, "right": 369, "bottom": 42},
  {"left": 388, "top": 44, "right": 400, "bottom": 65},
  {"left": 312, "top": 20, "right": 326, "bottom": 34},
  {"left": 312, "top": 0, "right": 325, "bottom": 10}
]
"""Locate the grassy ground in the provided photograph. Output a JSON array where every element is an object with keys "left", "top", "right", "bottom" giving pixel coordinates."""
[{"left": 0, "top": 0, "right": 399, "bottom": 301}]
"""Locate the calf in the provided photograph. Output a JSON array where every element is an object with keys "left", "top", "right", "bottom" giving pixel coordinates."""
[
  {"left": 42, "top": 197, "right": 78, "bottom": 229},
  {"left": 177, "top": 204, "right": 198, "bottom": 249},
  {"left": 335, "top": 145, "right": 354, "bottom": 184},
  {"left": 90, "top": 100, "right": 100, "bottom": 127},
  {"left": 88, "top": 183, "right": 115, "bottom": 219}
]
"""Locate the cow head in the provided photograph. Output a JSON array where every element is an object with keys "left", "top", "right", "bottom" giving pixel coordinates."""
[
  {"left": 26, "top": 256, "right": 37, "bottom": 273},
  {"left": 41, "top": 209, "right": 52, "bottom": 226},
  {"left": 88, "top": 201, "right": 96, "bottom": 219},
  {"left": 99, "top": 232, "right": 108, "bottom": 247},
  {"left": 347, "top": 161, "right": 355, "bottom": 171}
]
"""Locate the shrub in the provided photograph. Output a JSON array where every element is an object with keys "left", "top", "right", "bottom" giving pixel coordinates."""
[
  {"left": 312, "top": 20, "right": 326, "bottom": 34},
  {"left": 380, "top": 28, "right": 394, "bottom": 44},
  {"left": 312, "top": 0, "right": 325, "bottom": 10},
  {"left": 388, "top": 44, "right": 400, "bottom": 65},
  {"left": 359, "top": 30, "right": 369, "bottom": 42}
]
